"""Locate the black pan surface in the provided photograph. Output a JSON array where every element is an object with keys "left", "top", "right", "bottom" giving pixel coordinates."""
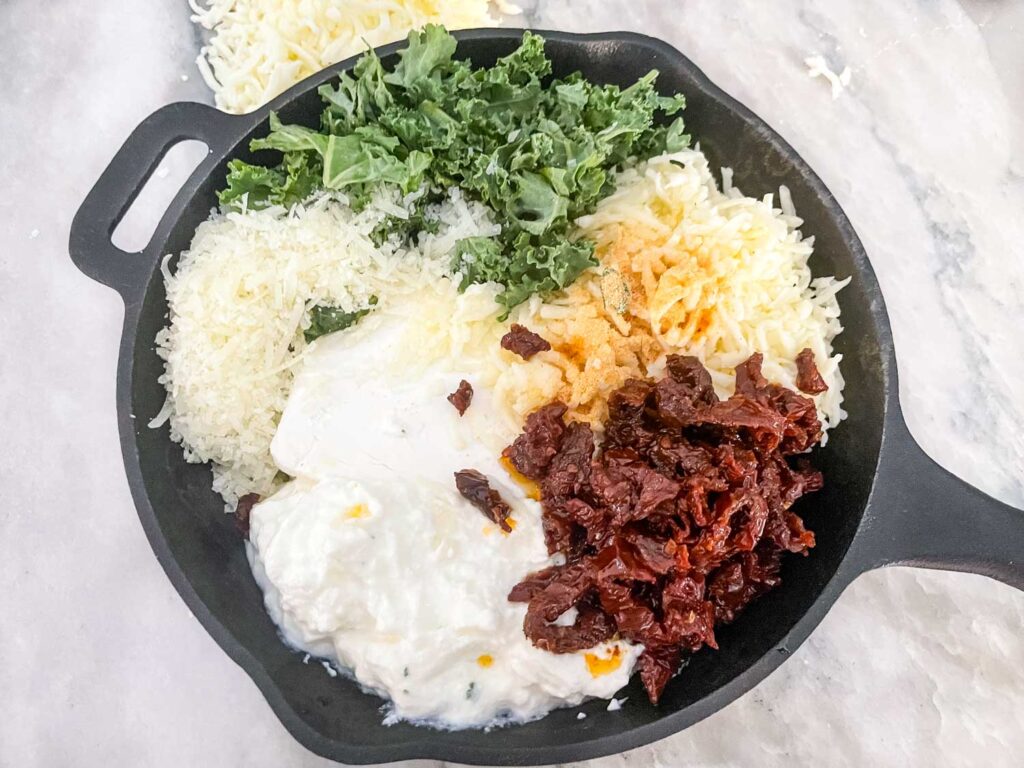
[{"left": 69, "top": 29, "right": 1024, "bottom": 766}]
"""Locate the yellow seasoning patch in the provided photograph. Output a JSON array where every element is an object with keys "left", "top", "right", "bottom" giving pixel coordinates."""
[
  {"left": 501, "top": 517, "right": 518, "bottom": 536},
  {"left": 585, "top": 646, "right": 623, "bottom": 678},
  {"left": 500, "top": 456, "right": 541, "bottom": 501},
  {"left": 345, "top": 503, "right": 369, "bottom": 519},
  {"left": 477, "top": 654, "right": 494, "bottom": 668}
]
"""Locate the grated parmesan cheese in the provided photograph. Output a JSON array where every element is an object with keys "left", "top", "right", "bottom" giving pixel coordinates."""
[
  {"left": 190, "top": 0, "right": 522, "bottom": 113},
  {"left": 153, "top": 188, "right": 499, "bottom": 506}
]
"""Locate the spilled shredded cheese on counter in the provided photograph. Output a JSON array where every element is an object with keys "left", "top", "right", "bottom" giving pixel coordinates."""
[
  {"left": 190, "top": 0, "right": 521, "bottom": 113},
  {"left": 805, "top": 55, "right": 852, "bottom": 100}
]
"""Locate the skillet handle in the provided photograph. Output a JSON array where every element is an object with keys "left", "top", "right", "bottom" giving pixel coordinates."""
[
  {"left": 855, "top": 414, "right": 1024, "bottom": 590},
  {"left": 69, "top": 102, "right": 238, "bottom": 300}
]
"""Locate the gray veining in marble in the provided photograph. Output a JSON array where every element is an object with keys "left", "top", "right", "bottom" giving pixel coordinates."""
[{"left": 1, "top": 1, "right": 1022, "bottom": 766}]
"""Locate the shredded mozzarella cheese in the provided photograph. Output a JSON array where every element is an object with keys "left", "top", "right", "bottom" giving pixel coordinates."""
[
  {"left": 190, "top": 0, "right": 521, "bottom": 113},
  {"left": 563, "top": 149, "right": 848, "bottom": 433}
]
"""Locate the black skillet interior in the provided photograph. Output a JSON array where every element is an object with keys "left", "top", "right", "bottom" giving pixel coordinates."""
[{"left": 69, "top": 29, "right": 1024, "bottom": 767}]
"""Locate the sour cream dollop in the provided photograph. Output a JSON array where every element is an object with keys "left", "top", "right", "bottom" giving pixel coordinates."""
[{"left": 248, "top": 283, "right": 639, "bottom": 728}]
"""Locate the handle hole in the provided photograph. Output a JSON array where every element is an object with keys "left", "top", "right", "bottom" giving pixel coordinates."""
[{"left": 111, "top": 140, "right": 209, "bottom": 252}]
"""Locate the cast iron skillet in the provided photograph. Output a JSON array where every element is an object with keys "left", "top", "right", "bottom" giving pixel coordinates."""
[{"left": 69, "top": 29, "right": 1024, "bottom": 766}]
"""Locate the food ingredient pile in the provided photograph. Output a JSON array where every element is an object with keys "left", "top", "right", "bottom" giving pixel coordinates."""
[
  {"left": 190, "top": 0, "right": 521, "bottom": 113},
  {"left": 505, "top": 352, "right": 827, "bottom": 703}
]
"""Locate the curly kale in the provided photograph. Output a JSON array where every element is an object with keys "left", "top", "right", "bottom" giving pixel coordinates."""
[{"left": 220, "top": 26, "right": 689, "bottom": 315}]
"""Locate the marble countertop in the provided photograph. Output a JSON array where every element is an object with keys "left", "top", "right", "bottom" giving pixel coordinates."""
[{"left": 1, "top": 0, "right": 1022, "bottom": 765}]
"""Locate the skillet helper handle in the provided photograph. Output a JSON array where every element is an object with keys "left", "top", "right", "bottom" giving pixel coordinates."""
[
  {"left": 69, "top": 101, "right": 237, "bottom": 299},
  {"left": 859, "top": 415, "right": 1024, "bottom": 590}
]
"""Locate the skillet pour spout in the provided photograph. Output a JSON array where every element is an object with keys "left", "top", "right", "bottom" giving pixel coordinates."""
[{"left": 69, "top": 28, "right": 1024, "bottom": 766}]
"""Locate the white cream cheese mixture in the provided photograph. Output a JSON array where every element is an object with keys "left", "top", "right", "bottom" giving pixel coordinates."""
[{"left": 248, "top": 283, "right": 639, "bottom": 728}]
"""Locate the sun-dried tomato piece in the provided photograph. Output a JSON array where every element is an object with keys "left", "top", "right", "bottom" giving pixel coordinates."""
[
  {"left": 525, "top": 602, "right": 616, "bottom": 653},
  {"left": 666, "top": 355, "right": 720, "bottom": 405},
  {"left": 708, "top": 549, "right": 782, "bottom": 623},
  {"left": 541, "top": 422, "right": 594, "bottom": 500},
  {"left": 500, "top": 324, "right": 551, "bottom": 360},
  {"left": 539, "top": 496, "right": 579, "bottom": 556},
  {"left": 795, "top": 348, "right": 828, "bottom": 394},
  {"left": 447, "top": 379, "right": 474, "bottom": 415},
  {"left": 766, "top": 387, "right": 822, "bottom": 454},
  {"left": 688, "top": 489, "right": 746, "bottom": 569},
  {"left": 629, "top": 465, "right": 681, "bottom": 520},
  {"left": 621, "top": 527, "right": 678, "bottom": 575},
  {"left": 502, "top": 402, "right": 567, "bottom": 479},
  {"left": 694, "top": 399, "right": 788, "bottom": 452},
  {"left": 454, "top": 469, "right": 512, "bottom": 532},
  {"left": 637, "top": 647, "right": 682, "bottom": 704},
  {"left": 730, "top": 353, "right": 823, "bottom": 453},
  {"left": 589, "top": 536, "right": 661, "bottom": 584},
  {"left": 518, "top": 564, "right": 617, "bottom": 653},
  {"left": 604, "top": 378, "right": 656, "bottom": 451},
  {"left": 234, "top": 493, "right": 260, "bottom": 537},
  {"left": 563, "top": 497, "right": 609, "bottom": 547},
  {"left": 508, "top": 565, "right": 562, "bottom": 603},
  {"left": 654, "top": 375, "right": 702, "bottom": 427},
  {"left": 653, "top": 356, "right": 723, "bottom": 428},
  {"left": 588, "top": 452, "right": 639, "bottom": 523},
  {"left": 734, "top": 352, "right": 770, "bottom": 397},
  {"left": 598, "top": 584, "right": 659, "bottom": 638},
  {"left": 648, "top": 434, "right": 717, "bottom": 480}
]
